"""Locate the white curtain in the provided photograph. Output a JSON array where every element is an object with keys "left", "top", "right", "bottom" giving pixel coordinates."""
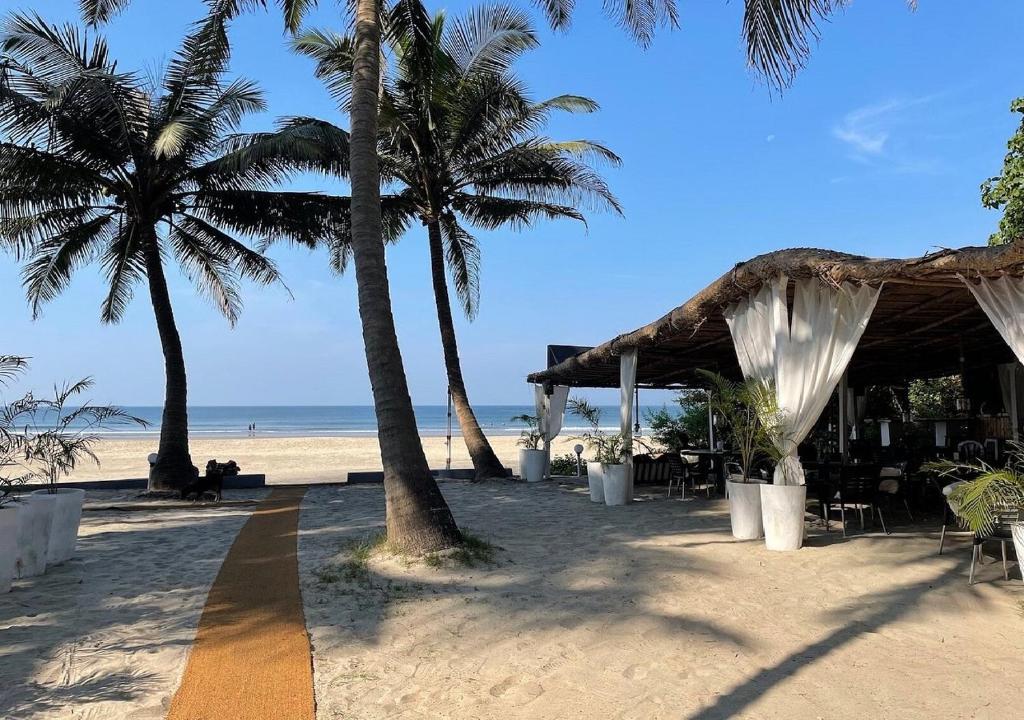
[
  {"left": 724, "top": 275, "right": 882, "bottom": 485},
  {"left": 534, "top": 384, "right": 569, "bottom": 476},
  {"left": 619, "top": 348, "right": 638, "bottom": 497},
  {"left": 963, "top": 275, "right": 1024, "bottom": 364},
  {"left": 997, "top": 363, "right": 1024, "bottom": 439},
  {"left": 963, "top": 275, "right": 1024, "bottom": 442}
]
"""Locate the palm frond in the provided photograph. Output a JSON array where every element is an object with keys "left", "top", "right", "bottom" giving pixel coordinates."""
[
  {"left": 79, "top": 0, "right": 132, "bottom": 25},
  {"left": 439, "top": 212, "right": 481, "bottom": 320},
  {"left": 743, "top": 0, "right": 848, "bottom": 90},
  {"left": 22, "top": 212, "right": 116, "bottom": 319},
  {"left": 442, "top": 4, "right": 537, "bottom": 75},
  {"left": 98, "top": 218, "right": 145, "bottom": 323},
  {"left": 291, "top": 28, "right": 356, "bottom": 110},
  {"left": 0, "top": 356, "right": 29, "bottom": 386}
]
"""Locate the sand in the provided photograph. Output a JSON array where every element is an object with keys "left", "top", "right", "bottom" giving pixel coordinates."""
[
  {"left": 298, "top": 481, "right": 1024, "bottom": 719},
  {"left": 63, "top": 435, "right": 582, "bottom": 484},
  {"left": 0, "top": 490, "right": 267, "bottom": 719},
  {"left": 6, "top": 476, "right": 1023, "bottom": 719}
]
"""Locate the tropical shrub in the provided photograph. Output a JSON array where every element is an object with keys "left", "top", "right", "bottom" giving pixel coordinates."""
[
  {"left": 549, "top": 453, "right": 585, "bottom": 476},
  {"left": 567, "top": 397, "right": 630, "bottom": 465},
  {"left": 512, "top": 414, "right": 543, "bottom": 451},
  {"left": 926, "top": 444, "right": 1024, "bottom": 535}
]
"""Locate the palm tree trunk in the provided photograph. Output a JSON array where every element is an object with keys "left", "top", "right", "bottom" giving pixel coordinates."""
[
  {"left": 426, "top": 221, "right": 506, "bottom": 480},
  {"left": 141, "top": 226, "right": 195, "bottom": 491},
  {"left": 350, "top": 0, "right": 461, "bottom": 553}
]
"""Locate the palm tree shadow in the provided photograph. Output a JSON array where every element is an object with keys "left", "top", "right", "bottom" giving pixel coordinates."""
[
  {"left": 0, "top": 504, "right": 254, "bottom": 718},
  {"left": 684, "top": 560, "right": 971, "bottom": 720}
]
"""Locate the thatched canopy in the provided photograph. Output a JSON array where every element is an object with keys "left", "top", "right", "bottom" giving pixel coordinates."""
[{"left": 527, "top": 242, "right": 1024, "bottom": 390}]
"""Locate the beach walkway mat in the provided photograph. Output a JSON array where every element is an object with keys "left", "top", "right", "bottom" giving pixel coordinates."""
[{"left": 168, "top": 487, "right": 314, "bottom": 720}]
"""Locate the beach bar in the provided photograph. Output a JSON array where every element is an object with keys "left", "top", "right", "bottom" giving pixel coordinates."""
[{"left": 528, "top": 242, "right": 1024, "bottom": 546}]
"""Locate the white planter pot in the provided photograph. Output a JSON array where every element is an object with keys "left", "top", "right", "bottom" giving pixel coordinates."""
[
  {"left": 727, "top": 480, "right": 764, "bottom": 540},
  {"left": 602, "top": 464, "right": 630, "bottom": 506},
  {"left": 32, "top": 488, "right": 85, "bottom": 565},
  {"left": 587, "top": 462, "right": 605, "bottom": 503},
  {"left": 0, "top": 504, "right": 20, "bottom": 593},
  {"left": 1012, "top": 523, "right": 1024, "bottom": 581},
  {"left": 519, "top": 448, "right": 547, "bottom": 484},
  {"left": 760, "top": 484, "right": 807, "bottom": 551},
  {"left": 16, "top": 495, "right": 55, "bottom": 578}
]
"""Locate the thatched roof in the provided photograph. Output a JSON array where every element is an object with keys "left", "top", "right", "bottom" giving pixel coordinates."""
[{"left": 527, "top": 242, "right": 1024, "bottom": 390}]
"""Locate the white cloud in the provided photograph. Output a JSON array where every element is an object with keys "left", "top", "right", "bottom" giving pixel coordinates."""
[
  {"left": 832, "top": 96, "right": 935, "bottom": 159},
  {"left": 765, "top": 134, "right": 776, "bottom": 143}
]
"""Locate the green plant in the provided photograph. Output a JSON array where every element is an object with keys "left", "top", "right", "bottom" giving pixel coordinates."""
[
  {"left": 699, "top": 371, "right": 795, "bottom": 484},
  {"left": 549, "top": 453, "right": 585, "bottom": 476},
  {"left": 644, "top": 389, "right": 710, "bottom": 451},
  {"left": 3, "top": 378, "right": 146, "bottom": 492},
  {"left": 926, "top": 444, "right": 1024, "bottom": 536},
  {"left": 909, "top": 376, "right": 964, "bottom": 419},
  {"left": 512, "top": 414, "right": 543, "bottom": 450},
  {"left": 983, "top": 97, "right": 1024, "bottom": 246},
  {"left": 698, "top": 371, "right": 767, "bottom": 481},
  {"left": 0, "top": 355, "right": 30, "bottom": 507},
  {"left": 567, "top": 397, "right": 630, "bottom": 465}
]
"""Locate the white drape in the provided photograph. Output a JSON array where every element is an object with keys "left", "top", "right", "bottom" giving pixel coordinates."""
[
  {"left": 724, "top": 275, "right": 882, "bottom": 485},
  {"left": 963, "top": 275, "right": 1024, "bottom": 364},
  {"left": 997, "top": 363, "right": 1024, "bottom": 440},
  {"left": 619, "top": 348, "right": 638, "bottom": 497},
  {"left": 962, "top": 275, "right": 1024, "bottom": 442},
  {"left": 534, "top": 384, "right": 569, "bottom": 476}
]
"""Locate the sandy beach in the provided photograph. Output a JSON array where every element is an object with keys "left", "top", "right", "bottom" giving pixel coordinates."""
[
  {"left": 64, "top": 435, "right": 583, "bottom": 484},
  {"left": 2, "top": 481, "right": 1022, "bottom": 718},
  {"left": 0, "top": 490, "right": 267, "bottom": 719},
  {"left": 299, "top": 481, "right": 1024, "bottom": 719}
]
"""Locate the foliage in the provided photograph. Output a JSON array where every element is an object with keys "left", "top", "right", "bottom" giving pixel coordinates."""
[
  {"left": 512, "top": 414, "right": 543, "bottom": 450},
  {"left": 908, "top": 376, "right": 963, "bottom": 419},
  {"left": 0, "top": 10, "right": 340, "bottom": 325},
  {"left": 549, "top": 452, "right": 584, "bottom": 476},
  {"left": 567, "top": 397, "right": 630, "bottom": 465},
  {"left": 925, "top": 442, "right": 1024, "bottom": 536},
  {"left": 1, "top": 377, "right": 146, "bottom": 492},
  {"left": 982, "top": 97, "right": 1024, "bottom": 246},
  {"left": 698, "top": 370, "right": 781, "bottom": 481},
  {"left": 275, "top": 3, "right": 621, "bottom": 319},
  {"left": 644, "top": 390, "right": 708, "bottom": 451},
  {"left": 0, "top": 355, "right": 31, "bottom": 506}
]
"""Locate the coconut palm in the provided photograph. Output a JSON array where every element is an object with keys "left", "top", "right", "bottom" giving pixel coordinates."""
[
  {"left": 78, "top": 0, "right": 870, "bottom": 549},
  {"left": 285, "top": 5, "right": 621, "bottom": 480},
  {"left": 0, "top": 11, "right": 342, "bottom": 490}
]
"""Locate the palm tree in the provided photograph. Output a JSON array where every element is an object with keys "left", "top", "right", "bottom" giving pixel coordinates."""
[
  {"left": 288, "top": 5, "right": 622, "bottom": 480},
  {"left": 0, "top": 11, "right": 341, "bottom": 490},
  {"left": 78, "top": 0, "right": 870, "bottom": 549}
]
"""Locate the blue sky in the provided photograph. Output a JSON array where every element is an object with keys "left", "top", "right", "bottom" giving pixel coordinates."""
[{"left": 2, "top": 0, "right": 1022, "bottom": 407}]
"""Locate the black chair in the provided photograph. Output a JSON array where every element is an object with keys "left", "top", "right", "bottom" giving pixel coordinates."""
[
  {"left": 681, "top": 453, "right": 714, "bottom": 497},
  {"left": 968, "top": 509, "right": 1021, "bottom": 585},
  {"left": 829, "top": 463, "right": 887, "bottom": 536},
  {"left": 665, "top": 452, "right": 690, "bottom": 498},
  {"left": 877, "top": 462, "right": 914, "bottom": 523}
]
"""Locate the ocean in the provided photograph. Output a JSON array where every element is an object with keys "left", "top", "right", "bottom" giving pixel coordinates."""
[{"left": 79, "top": 405, "right": 664, "bottom": 438}]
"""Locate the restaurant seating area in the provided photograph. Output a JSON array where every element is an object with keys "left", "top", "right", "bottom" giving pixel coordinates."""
[{"left": 528, "top": 244, "right": 1024, "bottom": 576}]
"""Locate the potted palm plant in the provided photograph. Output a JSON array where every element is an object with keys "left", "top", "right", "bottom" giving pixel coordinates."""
[
  {"left": 1, "top": 355, "right": 30, "bottom": 591},
  {"left": 19, "top": 379, "right": 145, "bottom": 565},
  {"left": 512, "top": 414, "right": 547, "bottom": 483},
  {"left": 700, "top": 370, "right": 770, "bottom": 540},
  {"left": 754, "top": 389, "right": 807, "bottom": 551},
  {"left": 926, "top": 445, "right": 1024, "bottom": 571},
  {"left": 569, "top": 398, "right": 632, "bottom": 506}
]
